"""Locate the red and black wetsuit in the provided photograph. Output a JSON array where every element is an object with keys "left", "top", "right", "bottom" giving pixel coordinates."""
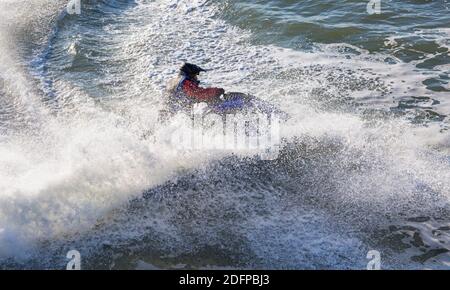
[
  {"left": 182, "top": 78, "right": 224, "bottom": 102},
  {"left": 171, "top": 75, "right": 224, "bottom": 111}
]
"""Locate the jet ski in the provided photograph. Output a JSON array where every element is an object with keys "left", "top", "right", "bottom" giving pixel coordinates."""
[
  {"left": 162, "top": 92, "right": 289, "bottom": 121},
  {"left": 209, "top": 92, "right": 288, "bottom": 118}
]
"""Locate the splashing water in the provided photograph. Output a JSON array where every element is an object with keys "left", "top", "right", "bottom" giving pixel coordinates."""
[{"left": 0, "top": 0, "right": 449, "bottom": 269}]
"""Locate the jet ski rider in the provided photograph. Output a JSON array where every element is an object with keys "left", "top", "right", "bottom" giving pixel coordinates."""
[{"left": 167, "top": 63, "right": 225, "bottom": 111}]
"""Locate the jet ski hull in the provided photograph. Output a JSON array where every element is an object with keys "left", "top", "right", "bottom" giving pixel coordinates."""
[
  {"left": 208, "top": 92, "right": 288, "bottom": 119},
  {"left": 161, "top": 92, "right": 289, "bottom": 122}
]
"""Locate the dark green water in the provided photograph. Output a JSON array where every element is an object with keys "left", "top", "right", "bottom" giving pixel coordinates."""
[{"left": 222, "top": 0, "right": 450, "bottom": 90}]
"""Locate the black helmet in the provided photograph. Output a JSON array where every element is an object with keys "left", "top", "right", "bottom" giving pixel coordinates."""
[{"left": 180, "top": 63, "right": 206, "bottom": 76}]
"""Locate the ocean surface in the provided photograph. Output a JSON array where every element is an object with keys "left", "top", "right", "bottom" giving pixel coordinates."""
[{"left": 0, "top": 0, "right": 449, "bottom": 269}]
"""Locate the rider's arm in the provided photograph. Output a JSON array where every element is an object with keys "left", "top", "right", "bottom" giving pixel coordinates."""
[{"left": 183, "top": 80, "right": 224, "bottom": 101}]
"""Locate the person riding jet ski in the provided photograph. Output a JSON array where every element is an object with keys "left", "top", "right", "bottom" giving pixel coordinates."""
[
  {"left": 167, "top": 63, "right": 225, "bottom": 112},
  {"left": 164, "top": 63, "right": 289, "bottom": 120}
]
